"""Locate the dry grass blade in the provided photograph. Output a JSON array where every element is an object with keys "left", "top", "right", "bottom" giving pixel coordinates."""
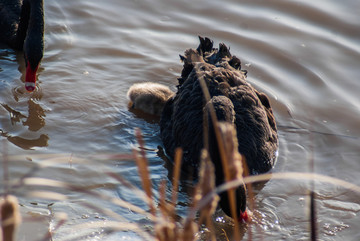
[
  {"left": 189, "top": 170, "right": 360, "bottom": 231},
  {"left": 156, "top": 181, "right": 179, "bottom": 241},
  {"left": 198, "top": 74, "right": 241, "bottom": 239},
  {"left": 181, "top": 219, "right": 198, "bottom": 241},
  {"left": 155, "top": 220, "right": 177, "bottom": 241},
  {"left": 23, "top": 177, "right": 151, "bottom": 221},
  {"left": 134, "top": 128, "right": 156, "bottom": 217},
  {"left": 217, "top": 123, "right": 243, "bottom": 238},
  {"left": 196, "top": 150, "right": 219, "bottom": 241},
  {"left": 309, "top": 130, "right": 317, "bottom": 241},
  {"left": 155, "top": 151, "right": 182, "bottom": 241},
  {"left": 216, "top": 172, "right": 360, "bottom": 195},
  {"left": 26, "top": 191, "right": 68, "bottom": 201},
  {"left": 171, "top": 148, "right": 183, "bottom": 208},
  {"left": 158, "top": 180, "right": 168, "bottom": 218},
  {"left": 106, "top": 170, "right": 146, "bottom": 195},
  {"left": 182, "top": 150, "right": 220, "bottom": 241}
]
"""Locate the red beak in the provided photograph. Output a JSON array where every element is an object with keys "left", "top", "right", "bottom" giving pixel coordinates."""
[
  {"left": 25, "top": 62, "right": 39, "bottom": 92},
  {"left": 239, "top": 210, "right": 249, "bottom": 222}
]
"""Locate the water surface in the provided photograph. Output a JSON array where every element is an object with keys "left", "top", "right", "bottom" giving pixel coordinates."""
[{"left": 1, "top": 0, "right": 359, "bottom": 240}]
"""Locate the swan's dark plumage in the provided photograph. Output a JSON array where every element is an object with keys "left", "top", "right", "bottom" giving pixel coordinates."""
[
  {"left": 160, "top": 37, "right": 278, "bottom": 218},
  {"left": 0, "top": 0, "right": 44, "bottom": 91}
]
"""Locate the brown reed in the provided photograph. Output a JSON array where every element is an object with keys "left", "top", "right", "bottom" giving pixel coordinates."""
[
  {"left": 1, "top": 195, "right": 21, "bottom": 241},
  {"left": 310, "top": 190, "right": 317, "bottom": 241},
  {"left": 2, "top": 126, "right": 360, "bottom": 240},
  {"left": 134, "top": 128, "right": 157, "bottom": 217},
  {"left": 194, "top": 150, "right": 219, "bottom": 241},
  {"left": 198, "top": 75, "right": 243, "bottom": 240},
  {"left": 4, "top": 151, "right": 360, "bottom": 240}
]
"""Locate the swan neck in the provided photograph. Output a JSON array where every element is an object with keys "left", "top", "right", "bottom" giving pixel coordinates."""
[
  {"left": 15, "top": 0, "right": 44, "bottom": 51},
  {"left": 27, "top": 0, "right": 44, "bottom": 37}
]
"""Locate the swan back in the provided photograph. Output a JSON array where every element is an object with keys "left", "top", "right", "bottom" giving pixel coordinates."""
[{"left": 160, "top": 36, "right": 278, "bottom": 174}]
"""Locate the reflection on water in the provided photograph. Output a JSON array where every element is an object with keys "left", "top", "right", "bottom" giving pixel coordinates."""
[
  {"left": 23, "top": 99, "right": 46, "bottom": 132},
  {"left": 1, "top": 0, "right": 360, "bottom": 240},
  {"left": 1, "top": 98, "right": 48, "bottom": 150},
  {"left": 1, "top": 132, "right": 48, "bottom": 150},
  {"left": 1, "top": 104, "right": 26, "bottom": 125}
]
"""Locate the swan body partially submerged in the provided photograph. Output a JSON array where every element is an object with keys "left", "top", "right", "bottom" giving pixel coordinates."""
[
  {"left": 161, "top": 37, "right": 278, "bottom": 175},
  {"left": 127, "top": 37, "right": 278, "bottom": 220}
]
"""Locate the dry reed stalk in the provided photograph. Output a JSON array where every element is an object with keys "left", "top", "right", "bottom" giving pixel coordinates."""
[
  {"left": 181, "top": 150, "right": 224, "bottom": 241},
  {"left": 222, "top": 228, "right": 230, "bottom": 241},
  {"left": 156, "top": 146, "right": 199, "bottom": 241},
  {"left": 218, "top": 172, "right": 360, "bottom": 195},
  {"left": 156, "top": 178, "right": 183, "bottom": 241},
  {"left": 23, "top": 176, "right": 151, "bottom": 222},
  {"left": 134, "top": 128, "right": 156, "bottom": 217},
  {"left": 309, "top": 131, "right": 317, "bottom": 241},
  {"left": 198, "top": 76, "right": 242, "bottom": 240},
  {"left": 238, "top": 154, "right": 255, "bottom": 240},
  {"left": 134, "top": 129, "right": 183, "bottom": 241},
  {"left": 154, "top": 220, "right": 177, "bottom": 241},
  {"left": 158, "top": 180, "right": 168, "bottom": 218},
  {"left": 171, "top": 148, "right": 183, "bottom": 210},
  {"left": 21, "top": 159, "right": 156, "bottom": 240},
  {"left": 217, "top": 123, "right": 245, "bottom": 239},
  {"left": 195, "top": 150, "right": 219, "bottom": 241},
  {"left": 1, "top": 195, "right": 21, "bottom": 241},
  {"left": 158, "top": 180, "right": 176, "bottom": 223},
  {"left": 181, "top": 219, "right": 198, "bottom": 241},
  {"left": 198, "top": 75, "right": 241, "bottom": 240},
  {"left": 156, "top": 148, "right": 183, "bottom": 224},
  {"left": 156, "top": 180, "right": 175, "bottom": 241},
  {"left": 6, "top": 146, "right": 359, "bottom": 240},
  {"left": 310, "top": 191, "right": 317, "bottom": 241}
]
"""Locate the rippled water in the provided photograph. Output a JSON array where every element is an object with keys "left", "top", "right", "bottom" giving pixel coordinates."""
[{"left": 1, "top": 0, "right": 359, "bottom": 240}]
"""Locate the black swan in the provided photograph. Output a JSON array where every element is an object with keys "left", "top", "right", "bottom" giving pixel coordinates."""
[
  {"left": 128, "top": 37, "right": 278, "bottom": 221},
  {"left": 0, "top": 0, "right": 44, "bottom": 92}
]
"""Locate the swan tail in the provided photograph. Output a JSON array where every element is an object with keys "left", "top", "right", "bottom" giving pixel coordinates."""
[{"left": 178, "top": 36, "right": 247, "bottom": 86}]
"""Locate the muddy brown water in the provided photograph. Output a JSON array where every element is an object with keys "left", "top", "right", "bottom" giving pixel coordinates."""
[{"left": 1, "top": 0, "right": 360, "bottom": 240}]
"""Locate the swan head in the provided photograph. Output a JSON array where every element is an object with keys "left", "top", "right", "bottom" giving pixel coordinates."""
[{"left": 218, "top": 182, "right": 249, "bottom": 222}]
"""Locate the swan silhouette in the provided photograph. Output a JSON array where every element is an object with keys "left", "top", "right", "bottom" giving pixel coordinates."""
[
  {"left": 128, "top": 37, "right": 278, "bottom": 220},
  {"left": 0, "top": 0, "right": 44, "bottom": 91}
]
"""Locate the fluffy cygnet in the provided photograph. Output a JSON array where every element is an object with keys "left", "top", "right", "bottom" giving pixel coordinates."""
[{"left": 127, "top": 82, "right": 174, "bottom": 116}]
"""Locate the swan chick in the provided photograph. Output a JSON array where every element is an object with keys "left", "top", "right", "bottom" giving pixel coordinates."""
[{"left": 127, "top": 82, "right": 174, "bottom": 116}]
